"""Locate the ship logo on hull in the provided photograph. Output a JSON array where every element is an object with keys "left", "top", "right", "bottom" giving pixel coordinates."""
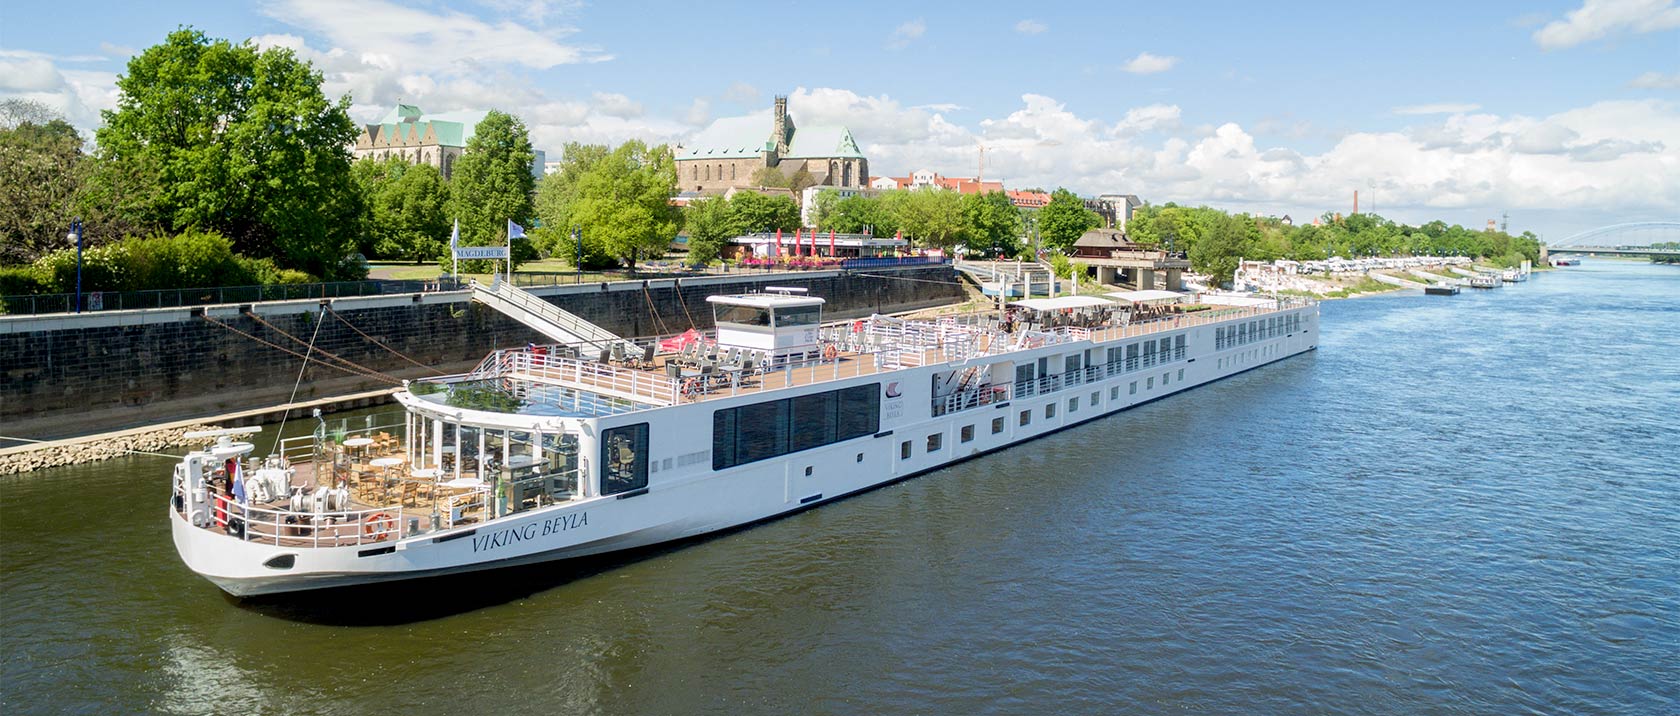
[{"left": 885, "top": 382, "right": 901, "bottom": 398}]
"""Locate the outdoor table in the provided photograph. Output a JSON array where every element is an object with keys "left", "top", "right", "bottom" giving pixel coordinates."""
[{"left": 369, "top": 457, "right": 405, "bottom": 501}]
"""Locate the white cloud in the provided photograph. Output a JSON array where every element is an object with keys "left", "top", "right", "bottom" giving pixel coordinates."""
[
  {"left": 722, "top": 81, "right": 759, "bottom": 105},
  {"left": 779, "top": 90, "right": 1680, "bottom": 235},
  {"left": 685, "top": 97, "right": 711, "bottom": 126},
  {"left": 260, "top": 0, "right": 609, "bottom": 71},
  {"left": 888, "top": 19, "right": 926, "bottom": 49},
  {"left": 1393, "top": 102, "right": 1483, "bottom": 115},
  {"left": 590, "top": 92, "right": 643, "bottom": 118},
  {"left": 0, "top": 50, "right": 119, "bottom": 130},
  {"left": 1110, "top": 104, "right": 1182, "bottom": 135},
  {"left": 1532, "top": 0, "right": 1680, "bottom": 50},
  {"left": 1121, "top": 52, "right": 1178, "bottom": 74},
  {"left": 1015, "top": 19, "right": 1047, "bottom": 35},
  {"left": 0, "top": 56, "right": 62, "bottom": 92},
  {"left": 1630, "top": 70, "right": 1680, "bottom": 88}
]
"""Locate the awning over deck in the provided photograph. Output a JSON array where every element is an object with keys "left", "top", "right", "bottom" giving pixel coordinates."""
[
  {"left": 1010, "top": 296, "right": 1114, "bottom": 311},
  {"left": 1105, "top": 290, "right": 1185, "bottom": 305}
]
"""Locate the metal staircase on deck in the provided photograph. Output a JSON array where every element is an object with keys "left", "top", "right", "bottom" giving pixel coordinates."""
[
  {"left": 469, "top": 278, "right": 640, "bottom": 355},
  {"left": 953, "top": 260, "right": 1058, "bottom": 298}
]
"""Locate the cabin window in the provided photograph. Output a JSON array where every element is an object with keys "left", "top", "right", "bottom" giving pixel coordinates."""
[
  {"left": 1110, "top": 387, "right": 1119, "bottom": 400},
  {"left": 1178, "top": 369, "right": 1184, "bottom": 381},
  {"left": 992, "top": 417, "right": 1005, "bottom": 434},
  {"left": 1045, "top": 403, "right": 1056, "bottom": 419},
  {"left": 1019, "top": 410, "right": 1031, "bottom": 426},
  {"left": 1147, "top": 377, "right": 1154, "bottom": 389},
  {"left": 1175, "top": 335, "right": 1186, "bottom": 355},
  {"left": 715, "top": 305, "right": 772, "bottom": 326},
  {"left": 1064, "top": 354, "right": 1082, "bottom": 374},
  {"left": 1090, "top": 392, "right": 1099, "bottom": 407},
  {"left": 926, "top": 434, "right": 942, "bottom": 452},
  {"left": 1130, "top": 381, "right": 1138, "bottom": 395},
  {"left": 789, "top": 391, "right": 838, "bottom": 453},
  {"left": 961, "top": 425, "right": 975, "bottom": 443},
  {"left": 776, "top": 305, "right": 821, "bottom": 327},
  {"left": 601, "top": 423, "right": 649, "bottom": 495},
  {"left": 712, "top": 384, "right": 879, "bottom": 470},
  {"left": 901, "top": 441, "right": 912, "bottom": 459}
]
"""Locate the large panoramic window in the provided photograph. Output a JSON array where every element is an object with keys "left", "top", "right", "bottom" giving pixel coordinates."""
[
  {"left": 712, "top": 384, "right": 880, "bottom": 470},
  {"left": 600, "top": 423, "right": 649, "bottom": 495},
  {"left": 715, "top": 305, "right": 772, "bottom": 326},
  {"left": 777, "top": 305, "right": 821, "bottom": 327}
]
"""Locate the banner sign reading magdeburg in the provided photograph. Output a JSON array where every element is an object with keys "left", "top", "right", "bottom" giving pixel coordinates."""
[{"left": 453, "top": 246, "right": 510, "bottom": 259}]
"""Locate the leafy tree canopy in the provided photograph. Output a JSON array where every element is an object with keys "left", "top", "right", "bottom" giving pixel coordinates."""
[
  {"left": 451, "top": 110, "right": 535, "bottom": 244},
  {"left": 1036, "top": 187, "right": 1101, "bottom": 251},
  {"left": 562, "top": 140, "right": 681, "bottom": 269},
  {"left": 96, "top": 27, "right": 361, "bottom": 277}
]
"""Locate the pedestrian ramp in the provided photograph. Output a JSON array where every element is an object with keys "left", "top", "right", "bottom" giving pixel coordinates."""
[{"left": 469, "top": 278, "right": 640, "bottom": 356}]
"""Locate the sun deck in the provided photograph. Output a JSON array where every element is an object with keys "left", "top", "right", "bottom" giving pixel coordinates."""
[{"left": 433, "top": 296, "right": 1316, "bottom": 412}]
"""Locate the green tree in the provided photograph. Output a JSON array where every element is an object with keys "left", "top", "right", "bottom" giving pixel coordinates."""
[
  {"left": 895, "top": 189, "right": 968, "bottom": 250},
  {"left": 962, "top": 191, "right": 1023, "bottom": 257},
  {"left": 1189, "top": 213, "right": 1258, "bottom": 285},
  {"left": 96, "top": 28, "right": 361, "bottom": 277},
  {"left": 0, "top": 105, "right": 85, "bottom": 264},
  {"left": 1036, "top": 188, "right": 1100, "bottom": 251},
  {"left": 533, "top": 142, "right": 611, "bottom": 243},
  {"left": 451, "top": 110, "right": 536, "bottom": 269},
  {"left": 566, "top": 140, "right": 681, "bottom": 269},
  {"left": 786, "top": 166, "right": 816, "bottom": 194},
  {"left": 748, "top": 165, "right": 787, "bottom": 188},
  {"left": 683, "top": 196, "right": 736, "bottom": 265},
  {"left": 728, "top": 190, "right": 801, "bottom": 233},
  {"left": 372, "top": 161, "right": 450, "bottom": 262},
  {"left": 817, "top": 192, "right": 899, "bottom": 236}
]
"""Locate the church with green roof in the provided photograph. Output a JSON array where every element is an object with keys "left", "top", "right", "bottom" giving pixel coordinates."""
[
  {"left": 352, "top": 104, "right": 489, "bottom": 180},
  {"left": 677, "top": 95, "right": 869, "bottom": 194}
]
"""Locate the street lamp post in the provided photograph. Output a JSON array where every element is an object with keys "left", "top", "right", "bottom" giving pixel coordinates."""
[
  {"left": 69, "top": 218, "right": 83, "bottom": 313},
  {"left": 572, "top": 225, "right": 582, "bottom": 282}
]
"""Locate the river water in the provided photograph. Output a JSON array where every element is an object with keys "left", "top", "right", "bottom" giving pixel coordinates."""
[{"left": 3, "top": 260, "right": 1675, "bottom": 715}]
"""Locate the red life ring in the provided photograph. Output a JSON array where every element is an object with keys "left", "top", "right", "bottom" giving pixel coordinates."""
[
  {"left": 364, "top": 512, "right": 395, "bottom": 541},
  {"left": 823, "top": 344, "right": 838, "bottom": 361}
]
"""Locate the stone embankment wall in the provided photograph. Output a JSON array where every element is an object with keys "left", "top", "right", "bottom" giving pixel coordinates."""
[
  {"left": 1, "top": 267, "right": 963, "bottom": 442},
  {"left": 0, "top": 424, "right": 221, "bottom": 475}
]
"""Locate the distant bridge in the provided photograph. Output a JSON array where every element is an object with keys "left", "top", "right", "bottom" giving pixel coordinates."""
[
  {"left": 1551, "top": 221, "right": 1680, "bottom": 248},
  {"left": 1548, "top": 221, "right": 1680, "bottom": 264}
]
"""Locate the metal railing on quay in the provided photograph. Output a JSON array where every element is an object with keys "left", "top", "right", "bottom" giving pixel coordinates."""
[{"left": 0, "top": 279, "right": 466, "bottom": 316}]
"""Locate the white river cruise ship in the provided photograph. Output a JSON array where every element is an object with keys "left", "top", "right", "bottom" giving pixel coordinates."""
[{"left": 171, "top": 283, "right": 1318, "bottom": 596}]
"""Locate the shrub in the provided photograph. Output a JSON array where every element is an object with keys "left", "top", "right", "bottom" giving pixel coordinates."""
[{"left": 0, "top": 265, "right": 47, "bottom": 295}]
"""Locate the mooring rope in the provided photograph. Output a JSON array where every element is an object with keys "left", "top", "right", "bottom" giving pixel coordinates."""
[
  {"left": 643, "top": 285, "right": 670, "bottom": 336},
  {"left": 672, "top": 281, "right": 697, "bottom": 329},
  {"left": 269, "top": 305, "right": 327, "bottom": 455},
  {"left": 245, "top": 312, "right": 405, "bottom": 384},
  {"left": 198, "top": 314, "right": 397, "bottom": 384},
  {"left": 326, "top": 307, "right": 447, "bottom": 376}
]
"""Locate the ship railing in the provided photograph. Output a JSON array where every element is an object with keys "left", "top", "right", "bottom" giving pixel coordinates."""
[
  {"left": 210, "top": 493, "right": 407, "bottom": 548},
  {"left": 931, "top": 383, "right": 1011, "bottom": 417},
  {"left": 274, "top": 415, "right": 409, "bottom": 474},
  {"left": 488, "top": 350, "right": 677, "bottom": 405}
]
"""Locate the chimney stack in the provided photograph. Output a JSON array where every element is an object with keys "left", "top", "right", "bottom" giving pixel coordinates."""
[{"left": 1353, "top": 190, "right": 1359, "bottom": 215}]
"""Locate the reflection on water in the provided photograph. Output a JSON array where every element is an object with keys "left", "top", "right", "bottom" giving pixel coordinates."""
[{"left": 3, "top": 260, "right": 1677, "bottom": 715}]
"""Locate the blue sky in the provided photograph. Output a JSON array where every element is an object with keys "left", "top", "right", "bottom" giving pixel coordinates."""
[{"left": 2, "top": 0, "right": 1677, "bottom": 239}]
